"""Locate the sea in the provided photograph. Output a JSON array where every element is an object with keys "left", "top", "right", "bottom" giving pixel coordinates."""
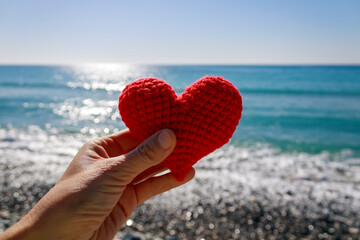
[{"left": 1, "top": 65, "right": 360, "bottom": 238}]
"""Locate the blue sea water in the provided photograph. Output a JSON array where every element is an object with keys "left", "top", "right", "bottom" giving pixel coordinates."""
[{"left": 1, "top": 65, "right": 360, "bottom": 157}]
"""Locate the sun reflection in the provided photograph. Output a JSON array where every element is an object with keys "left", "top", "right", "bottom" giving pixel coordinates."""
[
  {"left": 66, "top": 63, "right": 153, "bottom": 92},
  {"left": 53, "top": 98, "right": 119, "bottom": 124},
  {"left": 74, "top": 63, "right": 132, "bottom": 79}
]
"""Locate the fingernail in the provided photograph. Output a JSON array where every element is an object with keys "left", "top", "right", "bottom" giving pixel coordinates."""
[{"left": 158, "top": 130, "right": 172, "bottom": 149}]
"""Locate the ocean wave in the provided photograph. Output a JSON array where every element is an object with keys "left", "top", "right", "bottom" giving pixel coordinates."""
[
  {"left": 152, "top": 143, "right": 360, "bottom": 206},
  {"left": 1, "top": 126, "right": 359, "bottom": 195},
  {"left": 0, "top": 126, "right": 85, "bottom": 187}
]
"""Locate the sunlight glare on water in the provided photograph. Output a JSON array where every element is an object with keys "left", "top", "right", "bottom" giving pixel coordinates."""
[{"left": 66, "top": 63, "right": 148, "bottom": 92}]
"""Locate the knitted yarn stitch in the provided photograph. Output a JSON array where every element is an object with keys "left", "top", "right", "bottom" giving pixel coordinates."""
[{"left": 118, "top": 76, "right": 243, "bottom": 181}]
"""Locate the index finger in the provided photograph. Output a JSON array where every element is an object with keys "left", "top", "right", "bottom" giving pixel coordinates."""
[{"left": 98, "top": 128, "right": 141, "bottom": 158}]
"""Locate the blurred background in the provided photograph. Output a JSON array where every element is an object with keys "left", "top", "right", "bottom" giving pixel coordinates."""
[{"left": 1, "top": 1, "right": 360, "bottom": 239}]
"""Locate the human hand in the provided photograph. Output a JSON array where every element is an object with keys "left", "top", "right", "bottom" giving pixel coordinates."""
[{"left": 1, "top": 129, "right": 195, "bottom": 240}]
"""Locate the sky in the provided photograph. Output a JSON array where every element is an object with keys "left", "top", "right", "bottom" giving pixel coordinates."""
[{"left": 0, "top": 0, "right": 360, "bottom": 65}]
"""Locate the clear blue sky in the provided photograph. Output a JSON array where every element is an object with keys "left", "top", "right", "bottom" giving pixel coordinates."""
[{"left": 1, "top": 0, "right": 360, "bottom": 64}]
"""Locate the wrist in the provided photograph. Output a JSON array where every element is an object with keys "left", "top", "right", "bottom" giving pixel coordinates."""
[{"left": 0, "top": 214, "right": 40, "bottom": 240}]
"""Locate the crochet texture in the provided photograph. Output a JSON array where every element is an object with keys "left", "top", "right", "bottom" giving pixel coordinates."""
[{"left": 118, "top": 76, "right": 243, "bottom": 181}]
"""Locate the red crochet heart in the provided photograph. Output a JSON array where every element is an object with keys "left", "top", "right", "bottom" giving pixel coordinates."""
[{"left": 118, "top": 76, "right": 242, "bottom": 181}]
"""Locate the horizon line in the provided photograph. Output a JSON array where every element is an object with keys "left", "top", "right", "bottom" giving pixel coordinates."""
[{"left": 0, "top": 62, "right": 360, "bottom": 67}]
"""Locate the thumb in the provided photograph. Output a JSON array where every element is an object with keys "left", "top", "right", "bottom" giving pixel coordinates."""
[{"left": 111, "top": 129, "right": 176, "bottom": 182}]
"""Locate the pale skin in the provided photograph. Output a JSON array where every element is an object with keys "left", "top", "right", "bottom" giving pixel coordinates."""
[{"left": 1, "top": 129, "right": 195, "bottom": 240}]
